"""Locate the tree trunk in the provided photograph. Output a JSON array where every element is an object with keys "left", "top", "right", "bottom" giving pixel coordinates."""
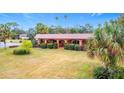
[{"left": 3, "top": 40, "right": 6, "bottom": 49}]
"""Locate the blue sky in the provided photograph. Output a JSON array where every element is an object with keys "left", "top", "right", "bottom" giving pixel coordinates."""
[{"left": 0, "top": 13, "right": 120, "bottom": 30}]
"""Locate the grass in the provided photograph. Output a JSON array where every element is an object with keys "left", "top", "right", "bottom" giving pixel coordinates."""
[{"left": 0, "top": 48, "right": 101, "bottom": 79}]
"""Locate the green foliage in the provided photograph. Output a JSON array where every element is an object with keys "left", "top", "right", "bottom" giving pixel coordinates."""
[
  {"left": 47, "top": 43, "right": 54, "bottom": 49},
  {"left": 87, "top": 20, "right": 124, "bottom": 68},
  {"left": 40, "top": 43, "right": 57, "bottom": 49},
  {"left": 0, "top": 24, "right": 11, "bottom": 48},
  {"left": 64, "top": 44, "right": 69, "bottom": 50},
  {"left": 69, "top": 44, "right": 75, "bottom": 50},
  {"left": 13, "top": 48, "right": 30, "bottom": 55},
  {"left": 93, "top": 67, "right": 110, "bottom": 79},
  {"left": 93, "top": 66, "right": 124, "bottom": 79},
  {"left": 13, "top": 40, "right": 32, "bottom": 55},
  {"left": 74, "top": 44, "right": 81, "bottom": 51},
  {"left": 46, "top": 43, "right": 57, "bottom": 49},
  {"left": 40, "top": 43, "right": 47, "bottom": 49},
  {"left": 53, "top": 43, "right": 57, "bottom": 49},
  {"left": 118, "top": 14, "right": 124, "bottom": 25},
  {"left": 35, "top": 23, "right": 48, "bottom": 34},
  {"left": 21, "top": 40, "right": 33, "bottom": 49},
  {"left": 64, "top": 44, "right": 82, "bottom": 51}
]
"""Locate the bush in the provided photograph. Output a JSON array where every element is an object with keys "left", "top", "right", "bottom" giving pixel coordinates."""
[
  {"left": 40, "top": 43, "right": 47, "bottom": 49},
  {"left": 47, "top": 43, "right": 54, "bottom": 49},
  {"left": 13, "top": 48, "right": 30, "bottom": 55},
  {"left": 110, "top": 66, "right": 124, "bottom": 79},
  {"left": 74, "top": 44, "right": 81, "bottom": 51},
  {"left": 21, "top": 40, "right": 33, "bottom": 49},
  {"left": 69, "top": 44, "right": 75, "bottom": 50},
  {"left": 64, "top": 44, "right": 83, "bottom": 51},
  {"left": 93, "top": 66, "right": 124, "bottom": 79},
  {"left": 64, "top": 44, "right": 69, "bottom": 50},
  {"left": 53, "top": 43, "right": 57, "bottom": 49},
  {"left": 93, "top": 67, "right": 110, "bottom": 79},
  {"left": 13, "top": 40, "right": 32, "bottom": 55}
]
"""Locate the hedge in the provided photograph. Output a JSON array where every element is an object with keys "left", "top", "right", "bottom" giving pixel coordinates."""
[
  {"left": 40, "top": 43, "right": 47, "bottom": 49},
  {"left": 13, "top": 40, "right": 32, "bottom": 55},
  {"left": 74, "top": 44, "right": 81, "bottom": 51},
  {"left": 47, "top": 43, "right": 54, "bottom": 49},
  {"left": 64, "top": 44, "right": 83, "bottom": 51},
  {"left": 40, "top": 43, "right": 57, "bottom": 49},
  {"left": 13, "top": 48, "right": 30, "bottom": 55}
]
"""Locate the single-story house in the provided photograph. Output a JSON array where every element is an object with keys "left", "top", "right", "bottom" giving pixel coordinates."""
[
  {"left": 19, "top": 34, "right": 29, "bottom": 40},
  {"left": 35, "top": 34, "right": 93, "bottom": 48}
]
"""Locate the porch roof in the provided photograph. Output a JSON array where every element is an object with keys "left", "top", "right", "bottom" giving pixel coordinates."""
[{"left": 35, "top": 33, "right": 93, "bottom": 40}]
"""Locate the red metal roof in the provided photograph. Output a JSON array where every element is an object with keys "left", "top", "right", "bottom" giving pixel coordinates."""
[{"left": 35, "top": 33, "right": 93, "bottom": 40}]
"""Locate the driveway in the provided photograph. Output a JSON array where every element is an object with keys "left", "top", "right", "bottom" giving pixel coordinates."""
[{"left": 0, "top": 42, "right": 21, "bottom": 48}]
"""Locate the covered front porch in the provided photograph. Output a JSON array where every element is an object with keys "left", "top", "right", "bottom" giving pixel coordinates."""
[{"left": 36, "top": 39, "right": 86, "bottom": 48}]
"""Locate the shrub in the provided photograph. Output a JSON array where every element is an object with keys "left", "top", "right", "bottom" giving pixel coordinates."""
[
  {"left": 93, "top": 66, "right": 124, "bottom": 79},
  {"left": 47, "top": 43, "right": 54, "bottom": 49},
  {"left": 13, "top": 40, "right": 32, "bottom": 55},
  {"left": 53, "top": 43, "right": 57, "bottom": 49},
  {"left": 21, "top": 40, "right": 33, "bottom": 49},
  {"left": 13, "top": 48, "right": 30, "bottom": 55},
  {"left": 40, "top": 43, "right": 47, "bottom": 49},
  {"left": 110, "top": 66, "right": 124, "bottom": 79},
  {"left": 68, "top": 44, "right": 75, "bottom": 50},
  {"left": 64, "top": 44, "right": 83, "bottom": 51},
  {"left": 64, "top": 44, "right": 69, "bottom": 50},
  {"left": 74, "top": 44, "right": 81, "bottom": 51},
  {"left": 93, "top": 67, "right": 110, "bottom": 79}
]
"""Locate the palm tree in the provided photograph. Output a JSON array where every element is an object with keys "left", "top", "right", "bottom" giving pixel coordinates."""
[
  {"left": 55, "top": 16, "right": 59, "bottom": 26},
  {"left": 0, "top": 24, "right": 10, "bottom": 49},
  {"left": 118, "top": 14, "right": 124, "bottom": 25},
  {"left": 87, "top": 21, "right": 124, "bottom": 68},
  {"left": 64, "top": 15, "right": 68, "bottom": 33},
  {"left": 54, "top": 16, "right": 59, "bottom": 33}
]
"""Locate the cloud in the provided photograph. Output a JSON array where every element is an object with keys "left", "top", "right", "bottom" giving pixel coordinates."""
[{"left": 90, "top": 13, "right": 103, "bottom": 17}]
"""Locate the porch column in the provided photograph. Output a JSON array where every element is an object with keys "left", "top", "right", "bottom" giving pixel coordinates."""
[
  {"left": 79, "top": 40, "right": 83, "bottom": 47},
  {"left": 64, "top": 40, "right": 68, "bottom": 44},
  {"left": 44, "top": 39, "right": 47, "bottom": 44},
  {"left": 57, "top": 40, "right": 59, "bottom": 48}
]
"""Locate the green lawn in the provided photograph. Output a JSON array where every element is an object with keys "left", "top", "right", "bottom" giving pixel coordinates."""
[{"left": 0, "top": 48, "right": 101, "bottom": 79}]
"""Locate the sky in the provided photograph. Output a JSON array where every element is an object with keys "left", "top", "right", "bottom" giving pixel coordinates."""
[{"left": 0, "top": 13, "right": 121, "bottom": 30}]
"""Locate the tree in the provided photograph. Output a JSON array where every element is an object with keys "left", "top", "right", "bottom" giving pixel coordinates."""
[
  {"left": 48, "top": 25, "right": 56, "bottom": 34},
  {"left": 26, "top": 28, "right": 36, "bottom": 40},
  {"left": 118, "top": 14, "right": 124, "bottom": 25},
  {"left": 0, "top": 24, "right": 10, "bottom": 48},
  {"left": 35, "top": 23, "right": 48, "bottom": 34},
  {"left": 84, "top": 24, "right": 93, "bottom": 33},
  {"left": 64, "top": 15, "right": 68, "bottom": 33},
  {"left": 6, "top": 22, "right": 19, "bottom": 39},
  {"left": 6, "top": 22, "right": 19, "bottom": 30},
  {"left": 87, "top": 21, "right": 124, "bottom": 68},
  {"left": 55, "top": 16, "right": 59, "bottom": 26},
  {"left": 69, "top": 28, "right": 78, "bottom": 33}
]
